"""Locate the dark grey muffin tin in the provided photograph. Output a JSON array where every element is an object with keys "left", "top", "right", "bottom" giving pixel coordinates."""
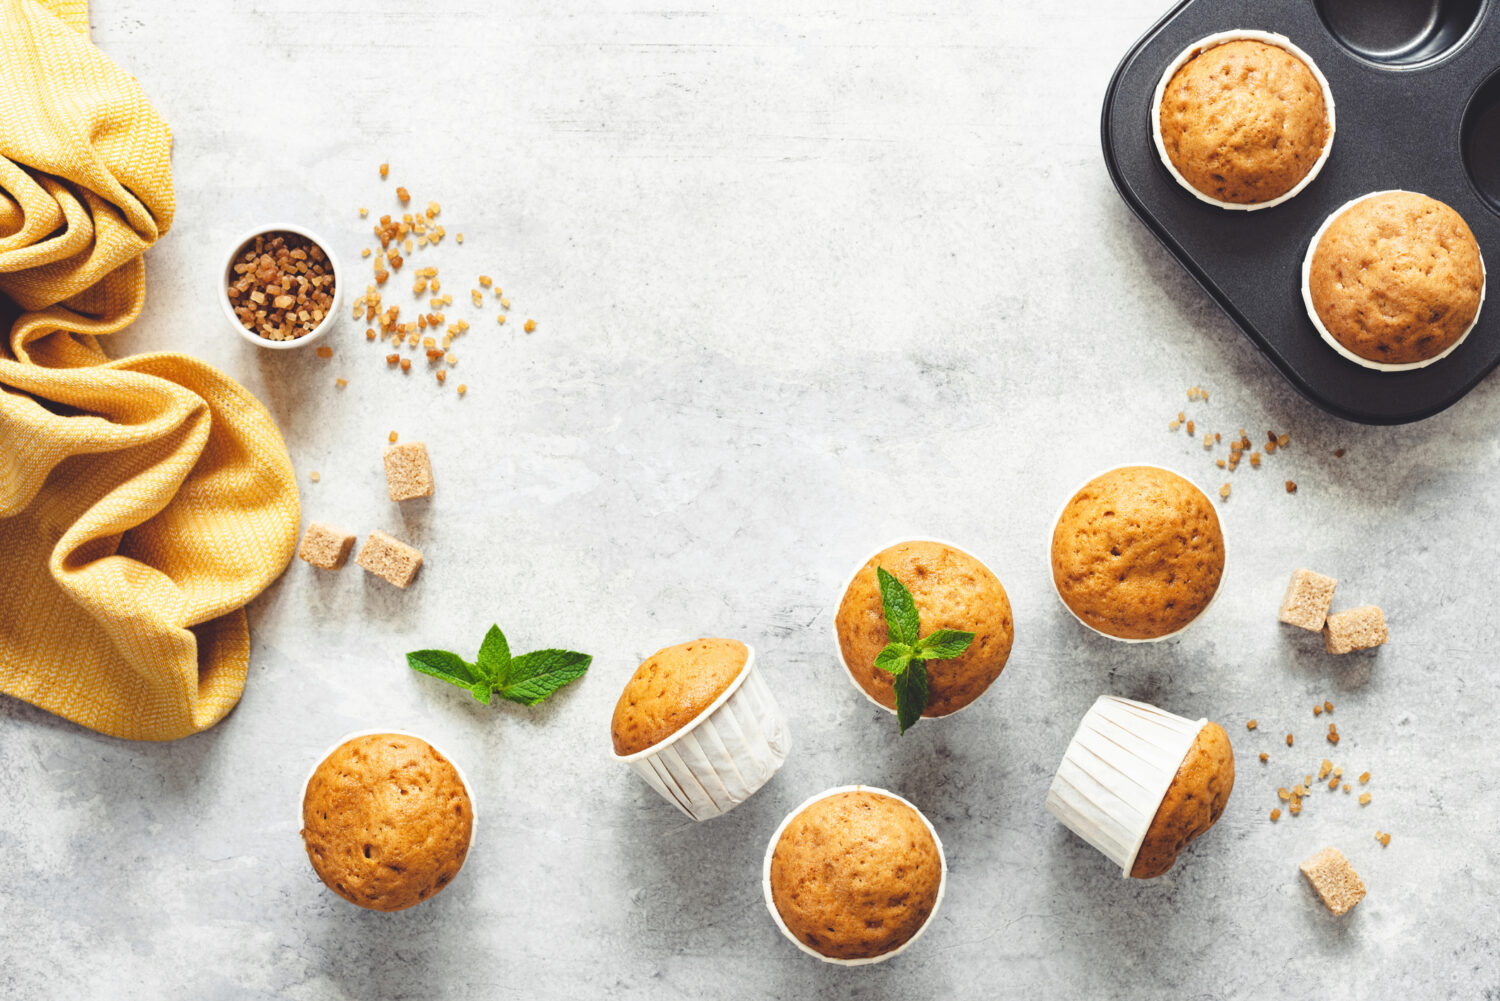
[{"left": 1102, "top": 0, "right": 1499, "bottom": 424}]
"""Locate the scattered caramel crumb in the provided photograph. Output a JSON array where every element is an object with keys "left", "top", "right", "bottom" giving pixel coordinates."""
[
  {"left": 1219, "top": 483, "right": 1231, "bottom": 500},
  {"left": 334, "top": 377, "right": 347, "bottom": 388},
  {"left": 1286, "top": 733, "right": 1293, "bottom": 746},
  {"left": 1286, "top": 480, "right": 1297, "bottom": 493},
  {"left": 1376, "top": 831, "right": 1390, "bottom": 846},
  {"left": 479, "top": 275, "right": 492, "bottom": 287},
  {"left": 309, "top": 471, "right": 320, "bottom": 483},
  {"left": 1343, "top": 783, "right": 1350, "bottom": 792},
  {"left": 1249, "top": 451, "right": 1261, "bottom": 468},
  {"left": 315, "top": 345, "right": 333, "bottom": 359},
  {"left": 1314, "top": 704, "right": 1323, "bottom": 717},
  {"left": 457, "top": 384, "right": 467, "bottom": 396},
  {"left": 436, "top": 370, "right": 447, "bottom": 384},
  {"left": 1359, "top": 771, "right": 1370, "bottom": 784},
  {"left": 1289, "top": 800, "right": 1302, "bottom": 816},
  {"left": 388, "top": 431, "right": 398, "bottom": 443},
  {"left": 457, "top": 233, "right": 464, "bottom": 244},
  {"left": 1270, "top": 808, "right": 1281, "bottom": 821},
  {"left": 361, "top": 248, "right": 372, "bottom": 258},
  {"left": 497, "top": 314, "right": 507, "bottom": 325},
  {"left": 396, "top": 186, "right": 410, "bottom": 204},
  {"left": 1328, "top": 776, "right": 1339, "bottom": 790},
  {"left": 445, "top": 352, "right": 457, "bottom": 365},
  {"left": 1319, "top": 759, "right": 1332, "bottom": 780},
  {"left": 1278, "top": 787, "right": 1290, "bottom": 801},
  {"left": 1334, "top": 448, "right": 1346, "bottom": 458},
  {"left": 1247, "top": 719, "right": 1258, "bottom": 730},
  {"left": 379, "top": 163, "right": 389, "bottom": 178},
  {"left": 1359, "top": 792, "right": 1371, "bottom": 806},
  {"left": 1187, "top": 420, "right": 1195, "bottom": 436},
  {"left": 400, "top": 359, "right": 411, "bottom": 372},
  {"left": 524, "top": 319, "right": 537, "bottom": 333},
  {"left": 1278, "top": 434, "right": 1290, "bottom": 447},
  {"left": 1259, "top": 752, "right": 1269, "bottom": 763},
  {"left": 1324, "top": 700, "right": 1333, "bottom": 713}
]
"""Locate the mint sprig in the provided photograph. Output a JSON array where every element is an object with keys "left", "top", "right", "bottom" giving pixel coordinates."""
[
  {"left": 408, "top": 624, "right": 591, "bottom": 706},
  {"left": 872, "top": 567, "right": 974, "bottom": 733}
]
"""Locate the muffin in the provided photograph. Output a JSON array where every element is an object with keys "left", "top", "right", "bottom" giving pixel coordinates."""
[
  {"left": 1304, "top": 190, "right": 1486, "bottom": 369},
  {"left": 1046, "top": 696, "right": 1232, "bottom": 878},
  {"left": 1155, "top": 32, "right": 1333, "bottom": 208},
  {"left": 610, "top": 638, "right": 790, "bottom": 821},
  {"left": 300, "top": 732, "right": 474, "bottom": 912},
  {"left": 611, "top": 638, "right": 748, "bottom": 755},
  {"left": 1051, "top": 466, "right": 1224, "bottom": 640},
  {"left": 765, "top": 787, "right": 945, "bottom": 963},
  {"left": 835, "top": 540, "right": 1013, "bottom": 717},
  {"left": 1129, "top": 721, "right": 1235, "bottom": 879}
]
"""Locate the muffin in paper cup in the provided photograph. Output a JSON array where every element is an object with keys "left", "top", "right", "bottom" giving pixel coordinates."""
[
  {"left": 1302, "top": 189, "right": 1487, "bottom": 372},
  {"left": 1046, "top": 697, "right": 1207, "bottom": 877},
  {"left": 1152, "top": 29, "right": 1335, "bottom": 211},
  {"left": 832, "top": 537, "right": 1015, "bottom": 720},
  {"left": 610, "top": 641, "right": 790, "bottom": 821},
  {"left": 762, "top": 785, "right": 947, "bottom": 965},
  {"left": 299, "top": 729, "right": 477, "bottom": 911},
  {"left": 1049, "top": 465, "right": 1226, "bottom": 644}
]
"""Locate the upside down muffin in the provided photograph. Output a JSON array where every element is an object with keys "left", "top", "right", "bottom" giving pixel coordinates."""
[
  {"left": 1158, "top": 37, "right": 1331, "bottom": 205},
  {"left": 610, "top": 638, "right": 749, "bottom": 755},
  {"left": 1051, "top": 467, "right": 1225, "bottom": 640},
  {"left": 1131, "top": 721, "right": 1236, "bottom": 878},
  {"left": 301, "top": 733, "right": 474, "bottom": 911},
  {"left": 1306, "top": 191, "right": 1485, "bottom": 367},
  {"left": 768, "top": 789, "right": 944, "bottom": 960},
  {"left": 836, "top": 540, "right": 1013, "bottom": 717}
]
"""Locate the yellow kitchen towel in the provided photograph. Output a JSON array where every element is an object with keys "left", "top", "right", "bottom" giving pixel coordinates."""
[{"left": 0, "top": 0, "right": 300, "bottom": 740}]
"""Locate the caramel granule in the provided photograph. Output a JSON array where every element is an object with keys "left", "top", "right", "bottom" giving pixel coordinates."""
[
  {"left": 524, "top": 319, "right": 537, "bottom": 333},
  {"left": 1376, "top": 831, "right": 1390, "bottom": 846},
  {"left": 309, "top": 471, "right": 320, "bottom": 483},
  {"left": 1216, "top": 459, "right": 1226, "bottom": 468},
  {"left": 1247, "top": 719, "right": 1258, "bottom": 730},
  {"left": 1286, "top": 733, "right": 1294, "bottom": 746},
  {"left": 1259, "top": 752, "right": 1269, "bottom": 763},
  {"left": 496, "top": 314, "right": 506, "bottom": 325},
  {"left": 436, "top": 370, "right": 447, "bottom": 384},
  {"left": 1219, "top": 483, "right": 1231, "bottom": 500},
  {"left": 1289, "top": 799, "right": 1302, "bottom": 816},
  {"left": 396, "top": 186, "right": 410, "bottom": 204},
  {"left": 1278, "top": 787, "right": 1290, "bottom": 801},
  {"left": 315, "top": 345, "right": 333, "bottom": 359},
  {"left": 1168, "top": 419, "right": 1181, "bottom": 431},
  {"left": 361, "top": 248, "right": 371, "bottom": 258},
  {"left": 1278, "top": 434, "right": 1290, "bottom": 447},
  {"left": 388, "top": 431, "right": 398, "bottom": 444},
  {"left": 1328, "top": 776, "right": 1339, "bottom": 790},
  {"left": 365, "top": 329, "right": 376, "bottom": 341},
  {"left": 1202, "top": 433, "right": 1213, "bottom": 449},
  {"left": 1334, "top": 448, "right": 1346, "bottom": 458},
  {"left": 1359, "top": 792, "right": 1371, "bottom": 806},
  {"left": 1324, "top": 701, "right": 1333, "bottom": 713},
  {"left": 1187, "top": 420, "right": 1195, "bottom": 436},
  {"left": 1314, "top": 704, "right": 1323, "bottom": 717},
  {"left": 457, "top": 383, "right": 467, "bottom": 396},
  {"left": 479, "top": 275, "right": 492, "bottom": 287},
  {"left": 1286, "top": 481, "right": 1297, "bottom": 493},
  {"left": 334, "top": 378, "right": 347, "bottom": 388},
  {"left": 1343, "top": 783, "right": 1350, "bottom": 792},
  {"left": 379, "top": 163, "right": 389, "bottom": 178},
  {"left": 1359, "top": 771, "right": 1370, "bottom": 784},
  {"left": 1270, "top": 808, "right": 1281, "bottom": 821},
  {"left": 1249, "top": 451, "right": 1261, "bottom": 468},
  {"left": 1319, "top": 759, "right": 1332, "bottom": 779},
  {"left": 400, "top": 359, "right": 411, "bottom": 372},
  {"left": 457, "top": 233, "right": 464, "bottom": 244}
]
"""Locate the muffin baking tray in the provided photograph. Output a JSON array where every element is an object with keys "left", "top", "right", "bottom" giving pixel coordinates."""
[{"left": 1102, "top": 0, "right": 1500, "bottom": 424}]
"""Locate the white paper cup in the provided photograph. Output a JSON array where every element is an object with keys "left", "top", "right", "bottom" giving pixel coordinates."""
[
  {"left": 1301, "top": 189, "right": 1488, "bottom": 371},
  {"left": 1152, "top": 30, "right": 1336, "bottom": 211},
  {"left": 298, "top": 729, "right": 478, "bottom": 903},
  {"left": 1046, "top": 697, "right": 1206, "bottom": 877},
  {"left": 831, "top": 536, "right": 1005, "bottom": 718},
  {"left": 611, "top": 645, "right": 790, "bottom": 821},
  {"left": 1048, "top": 465, "right": 1227, "bottom": 644},
  {"left": 762, "top": 785, "right": 947, "bottom": 965}
]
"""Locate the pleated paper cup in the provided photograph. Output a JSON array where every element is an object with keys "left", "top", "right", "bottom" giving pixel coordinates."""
[
  {"left": 1045, "top": 697, "right": 1206, "bottom": 877},
  {"left": 1302, "top": 189, "right": 1487, "bottom": 372},
  {"left": 762, "top": 785, "right": 947, "bottom": 966},
  {"left": 1151, "top": 30, "right": 1336, "bottom": 211},
  {"left": 1048, "top": 465, "right": 1226, "bottom": 644},
  {"left": 612, "top": 645, "right": 791, "bottom": 821},
  {"left": 298, "top": 728, "right": 478, "bottom": 865},
  {"left": 831, "top": 536, "right": 1000, "bottom": 718}
]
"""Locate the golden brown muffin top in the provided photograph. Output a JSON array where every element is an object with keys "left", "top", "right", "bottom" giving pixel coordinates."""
[
  {"left": 1309, "top": 191, "right": 1485, "bottom": 365},
  {"left": 1159, "top": 39, "right": 1329, "bottom": 204},
  {"left": 770, "top": 790, "right": 943, "bottom": 960},
  {"left": 1051, "top": 466, "right": 1224, "bottom": 640},
  {"left": 301, "top": 733, "right": 473, "bottom": 912},
  {"left": 1131, "top": 721, "right": 1236, "bottom": 879},
  {"left": 610, "top": 638, "right": 748, "bottom": 756},
  {"left": 836, "top": 540, "right": 1014, "bottom": 717}
]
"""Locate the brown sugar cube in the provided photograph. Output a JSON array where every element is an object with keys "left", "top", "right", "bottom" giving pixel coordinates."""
[
  {"left": 355, "top": 531, "right": 423, "bottom": 588},
  {"left": 297, "top": 522, "right": 355, "bottom": 571},
  {"left": 1323, "top": 605, "right": 1388, "bottom": 654},
  {"left": 383, "top": 441, "right": 434, "bottom": 501},
  {"left": 1278, "top": 569, "right": 1338, "bottom": 631},
  {"left": 1299, "top": 846, "right": 1366, "bottom": 916}
]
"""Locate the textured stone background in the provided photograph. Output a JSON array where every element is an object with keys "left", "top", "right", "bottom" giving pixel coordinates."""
[{"left": 3, "top": 1, "right": 1498, "bottom": 998}]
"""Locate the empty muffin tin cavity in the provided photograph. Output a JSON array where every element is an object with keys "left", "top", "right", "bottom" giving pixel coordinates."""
[
  {"left": 1463, "top": 69, "right": 1500, "bottom": 214},
  {"left": 1315, "top": 0, "right": 1485, "bottom": 68}
]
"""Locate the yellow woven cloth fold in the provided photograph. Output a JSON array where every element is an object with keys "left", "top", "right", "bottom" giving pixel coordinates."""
[{"left": 0, "top": 0, "right": 299, "bottom": 741}]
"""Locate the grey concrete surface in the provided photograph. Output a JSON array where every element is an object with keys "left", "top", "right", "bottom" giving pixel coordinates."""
[{"left": 3, "top": 1, "right": 1499, "bottom": 998}]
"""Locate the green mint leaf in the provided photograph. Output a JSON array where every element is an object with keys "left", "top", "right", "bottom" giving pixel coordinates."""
[
  {"left": 914, "top": 629, "right": 976, "bottom": 660},
  {"left": 876, "top": 566, "right": 920, "bottom": 646},
  {"left": 407, "top": 649, "right": 491, "bottom": 703},
  {"left": 873, "top": 643, "right": 913, "bottom": 676},
  {"left": 892, "top": 659, "right": 929, "bottom": 734},
  {"left": 476, "top": 624, "right": 512, "bottom": 681},
  {"left": 496, "top": 649, "right": 592, "bottom": 706}
]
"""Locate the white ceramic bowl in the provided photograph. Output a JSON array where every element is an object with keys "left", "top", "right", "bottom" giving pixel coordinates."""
[
  {"left": 1048, "top": 464, "right": 1227, "bottom": 644},
  {"left": 220, "top": 222, "right": 343, "bottom": 351},
  {"left": 1151, "top": 29, "right": 1336, "bottom": 211},
  {"left": 831, "top": 536, "right": 1006, "bottom": 719},
  {"left": 1301, "top": 189, "right": 1488, "bottom": 371},
  {"left": 762, "top": 784, "right": 947, "bottom": 965}
]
